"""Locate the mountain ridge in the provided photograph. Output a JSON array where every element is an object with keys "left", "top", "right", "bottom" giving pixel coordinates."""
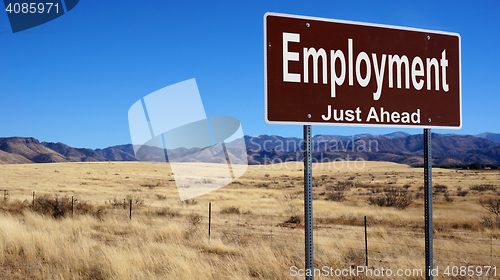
[{"left": 0, "top": 132, "right": 498, "bottom": 165}]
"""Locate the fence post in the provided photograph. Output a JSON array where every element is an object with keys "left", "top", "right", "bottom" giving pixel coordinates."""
[
  {"left": 32, "top": 191, "right": 35, "bottom": 208},
  {"left": 208, "top": 202, "right": 212, "bottom": 241},
  {"left": 71, "top": 196, "right": 74, "bottom": 217},
  {"left": 129, "top": 199, "right": 132, "bottom": 220},
  {"left": 3, "top": 190, "right": 6, "bottom": 200},
  {"left": 365, "top": 216, "right": 368, "bottom": 267}
]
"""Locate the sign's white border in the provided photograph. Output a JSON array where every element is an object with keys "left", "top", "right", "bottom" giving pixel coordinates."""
[{"left": 264, "top": 12, "right": 462, "bottom": 129}]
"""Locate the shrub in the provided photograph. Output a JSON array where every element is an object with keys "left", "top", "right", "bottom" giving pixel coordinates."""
[
  {"left": 107, "top": 198, "right": 126, "bottom": 208},
  {"left": 480, "top": 215, "right": 500, "bottom": 228},
  {"left": 184, "top": 212, "right": 203, "bottom": 239},
  {"left": 32, "top": 195, "right": 93, "bottom": 218},
  {"left": 0, "top": 199, "right": 29, "bottom": 215},
  {"left": 188, "top": 212, "right": 203, "bottom": 226},
  {"left": 434, "top": 184, "right": 448, "bottom": 193},
  {"left": 444, "top": 192, "right": 453, "bottom": 203},
  {"left": 107, "top": 196, "right": 144, "bottom": 209},
  {"left": 325, "top": 191, "right": 346, "bottom": 202},
  {"left": 479, "top": 198, "right": 500, "bottom": 216},
  {"left": 156, "top": 194, "right": 167, "bottom": 200},
  {"left": 469, "top": 162, "right": 482, "bottom": 170},
  {"left": 284, "top": 215, "right": 301, "bottom": 224},
  {"left": 34, "top": 196, "right": 68, "bottom": 218},
  {"left": 338, "top": 214, "right": 360, "bottom": 226},
  {"left": 338, "top": 180, "right": 355, "bottom": 189},
  {"left": 259, "top": 182, "right": 270, "bottom": 188},
  {"left": 156, "top": 207, "right": 179, "bottom": 217},
  {"left": 470, "top": 184, "right": 497, "bottom": 192},
  {"left": 457, "top": 190, "right": 469, "bottom": 197},
  {"left": 327, "top": 180, "right": 354, "bottom": 192},
  {"left": 220, "top": 206, "right": 240, "bottom": 214},
  {"left": 182, "top": 198, "right": 198, "bottom": 206},
  {"left": 129, "top": 196, "right": 144, "bottom": 206},
  {"left": 72, "top": 198, "right": 94, "bottom": 214},
  {"left": 367, "top": 187, "right": 413, "bottom": 209},
  {"left": 94, "top": 208, "right": 105, "bottom": 221}
]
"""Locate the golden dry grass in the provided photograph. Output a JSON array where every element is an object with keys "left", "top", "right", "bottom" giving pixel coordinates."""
[{"left": 0, "top": 161, "right": 499, "bottom": 279}]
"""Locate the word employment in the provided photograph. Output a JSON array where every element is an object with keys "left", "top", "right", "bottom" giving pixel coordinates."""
[{"left": 282, "top": 33, "right": 450, "bottom": 101}]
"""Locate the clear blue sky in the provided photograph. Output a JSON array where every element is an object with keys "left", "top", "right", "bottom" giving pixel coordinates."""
[{"left": 1, "top": 0, "right": 499, "bottom": 149}]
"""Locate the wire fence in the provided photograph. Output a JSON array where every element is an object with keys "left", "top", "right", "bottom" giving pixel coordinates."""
[{"left": 1, "top": 188, "right": 500, "bottom": 270}]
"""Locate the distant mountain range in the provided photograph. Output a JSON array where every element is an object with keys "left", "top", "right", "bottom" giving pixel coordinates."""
[
  {"left": 475, "top": 132, "right": 500, "bottom": 143},
  {"left": 0, "top": 132, "right": 499, "bottom": 166},
  {"left": 244, "top": 133, "right": 500, "bottom": 166}
]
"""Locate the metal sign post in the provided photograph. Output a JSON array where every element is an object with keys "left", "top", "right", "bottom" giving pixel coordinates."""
[
  {"left": 303, "top": 125, "right": 313, "bottom": 280},
  {"left": 424, "top": 128, "right": 433, "bottom": 279}
]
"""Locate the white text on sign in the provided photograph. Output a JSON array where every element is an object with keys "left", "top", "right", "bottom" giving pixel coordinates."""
[{"left": 282, "top": 33, "right": 450, "bottom": 101}]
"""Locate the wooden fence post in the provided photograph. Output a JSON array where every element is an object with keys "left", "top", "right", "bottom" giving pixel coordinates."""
[
  {"left": 129, "top": 199, "right": 132, "bottom": 220},
  {"left": 208, "top": 202, "right": 212, "bottom": 241},
  {"left": 365, "top": 216, "right": 368, "bottom": 267}
]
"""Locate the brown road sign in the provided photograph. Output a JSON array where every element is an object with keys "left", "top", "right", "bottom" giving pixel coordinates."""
[{"left": 264, "top": 13, "right": 461, "bottom": 129}]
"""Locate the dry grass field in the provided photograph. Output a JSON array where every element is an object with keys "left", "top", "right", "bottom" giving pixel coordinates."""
[{"left": 0, "top": 161, "right": 499, "bottom": 279}]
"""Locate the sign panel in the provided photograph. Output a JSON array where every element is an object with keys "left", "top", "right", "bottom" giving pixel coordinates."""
[{"left": 264, "top": 13, "right": 461, "bottom": 128}]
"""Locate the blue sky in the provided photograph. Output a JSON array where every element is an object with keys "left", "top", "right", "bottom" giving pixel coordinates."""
[{"left": 1, "top": 0, "right": 499, "bottom": 149}]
